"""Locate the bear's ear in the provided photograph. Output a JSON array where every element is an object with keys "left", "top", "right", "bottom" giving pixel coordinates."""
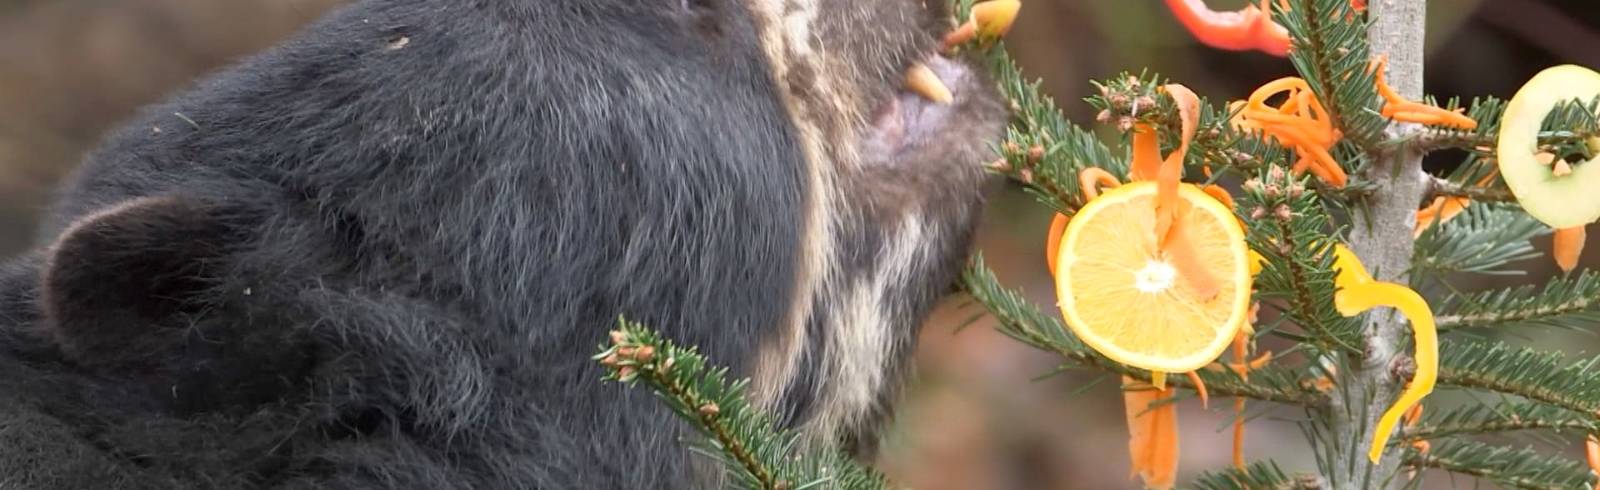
[{"left": 40, "top": 196, "right": 240, "bottom": 370}]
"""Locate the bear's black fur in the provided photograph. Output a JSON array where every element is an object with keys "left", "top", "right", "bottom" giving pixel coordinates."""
[{"left": 0, "top": 0, "right": 1005, "bottom": 487}]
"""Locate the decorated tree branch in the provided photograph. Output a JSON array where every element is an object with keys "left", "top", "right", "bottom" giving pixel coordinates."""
[{"left": 596, "top": 0, "right": 1600, "bottom": 488}]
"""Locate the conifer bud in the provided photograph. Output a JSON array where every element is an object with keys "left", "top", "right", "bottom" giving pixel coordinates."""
[
  {"left": 698, "top": 403, "right": 721, "bottom": 418},
  {"left": 634, "top": 346, "right": 655, "bottom": 363}
]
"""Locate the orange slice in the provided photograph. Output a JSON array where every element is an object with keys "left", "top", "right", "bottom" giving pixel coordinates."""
[{"left": 1055, "top": 181, "right": 1253, "bottom": 372}]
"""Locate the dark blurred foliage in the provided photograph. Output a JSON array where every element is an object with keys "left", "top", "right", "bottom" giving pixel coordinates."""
[{"left": 0, "top": 1, "right": 1595, "bottom": 488}]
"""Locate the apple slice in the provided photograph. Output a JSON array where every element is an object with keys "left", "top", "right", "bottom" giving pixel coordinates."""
[{"left": 1499, "top": 65, "right": 1600, "bottom": 229}]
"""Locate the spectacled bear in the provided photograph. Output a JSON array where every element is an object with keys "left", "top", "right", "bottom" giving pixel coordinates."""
[{"left": 0, "top": 0, "right": 1005, "bottom": 487}]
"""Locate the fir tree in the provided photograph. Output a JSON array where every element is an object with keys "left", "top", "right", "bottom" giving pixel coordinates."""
[{"left": 596, "top": 0, "right": 1600, "bottom": 488}]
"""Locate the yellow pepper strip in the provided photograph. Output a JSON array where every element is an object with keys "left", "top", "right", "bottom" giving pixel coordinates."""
[
  {"left": 1330, "top": 245, "right": 1438, "bottom": 463},
  {"left": 1554, "top": 226, "right": 1587, "bottom": 274},
  {"left": 941, "top": 0, "right": 1022, "bottom": 50},
  {"left": 1123, "top": 377, "right": 1180, "bottom": 490},
  {"left": 1371, "top": 56, "right": 1478, "bottom": 130},
  {"left": 1152, "top": 370, "right": 1168, "bottom": 389}
]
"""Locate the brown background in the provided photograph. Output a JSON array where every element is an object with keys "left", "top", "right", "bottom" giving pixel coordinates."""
[{"left": 1, "top": 0, "right": 1596, "bottom": 488}]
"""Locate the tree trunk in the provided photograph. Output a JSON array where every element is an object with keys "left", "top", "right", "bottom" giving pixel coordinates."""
[{"left": 1325, "top": 0, "right": 1428, "bottom": 488}]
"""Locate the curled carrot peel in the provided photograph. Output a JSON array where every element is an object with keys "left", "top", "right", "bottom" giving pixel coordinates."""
[
  {"left": 1554, "top": 226, "right": 1587, "bottom": 273},
  {"left": 1162, "top": 0, "right": 1290, "bottom": 57},
  {"left": 1046, "top": 167, "right": 1127, "bottom": 277},
  {"left": 1080, "top": 167, "right": 1123, "bottom": 201},
  {"left": 1371, "top": 56, "right": 1479, "bottom": 130},
  {"left": 1124, "top": 377, "right": 1180, "bottom": 490},
  {"left": 1143, "top": 85, "right": 1220, "bottom": 300},
  {"left": 1330, "top": 245, "right": 1438, "bottom": 463},
  {"left": 1236, "top": 78, "right": 1348, "bottom": 187}
]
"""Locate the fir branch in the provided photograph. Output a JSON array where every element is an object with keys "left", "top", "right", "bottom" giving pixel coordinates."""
[
  {"left": 1425, "top": 175, "right": 1514, "bottom": 203},
  {"left": 962, "top": 256, "right": 1321, "bottom": 406},
  {"left": 983, "top": 46, "right": 1122, "bottom": 214},
  {"left": 1240, "top": 169, "right": 1364, "bottom": 354},
  {"left": 1274, "top": 0, "right": 1387, "bottom": 148},
  {"left": 1437, "top": 339, "right": 1600, "bottom": 415},
  {"left": 1435, "top": 270, "right": 1600, "bottom": 331},
  {"left": 1406, "top": 95, "right": 1600, "bottom": 168},
  {"left": 1187, "top": 461, "right": 1323, "bottom": 490},
  {"left": 1403, "top": 402, "right": 1596, "bottom": 441},
  {"left": 1412, "top": 203, "right": 1548, "bottom": 281},
  {"left": 596, "top": 319, "right": 891, "bottom": 490},
  {"left": 1403, "top": 439, "right": 1594, "bottom": 490}
]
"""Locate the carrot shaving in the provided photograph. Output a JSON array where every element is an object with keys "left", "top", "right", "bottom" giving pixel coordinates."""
[
  {"left": 1184, "top": 370, "right": 1209, "bottom": 409},
  {"left": 1371, "top": 56, "right": 1478, "bottom": 130},
  {"left": 1414, "top": 169, "right": 1498, "bottom": 237},
  {"left": 1230, "top": 332, "right": 1251, "bottom": 469},
  {"left": 1202, "top": 185, "right": 1236, "bottom": 210},
  {"left": 1236, "top": 77, "right": 1348, "bottom": 187},
  {"left": 1124, "top": 377, "right": 1180, "bottom": 490},
  {"left": 1554, "top": 226, "right": 1587, "bottom": 274}
]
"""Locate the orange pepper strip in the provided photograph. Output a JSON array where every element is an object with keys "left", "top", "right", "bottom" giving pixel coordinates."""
[
  {"left": 1162, "top": 0, "right": 1290, "bottom": 57},
  {"left": 1045, "top": 213, "right": 1070, "bottom": 276},
  {"left": 1371, "top": 56, "right": 1479, "bottom": 130},
  {"left": 1123, "top": 377, "right": 1180, "bottom": 490},
  {"left": 1554, "top": 226, "right": 1587, "bottom": 274}
]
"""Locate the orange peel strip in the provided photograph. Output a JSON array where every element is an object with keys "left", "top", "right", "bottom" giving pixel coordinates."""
[
  {"left": 1124, "top": 377, "right": 1180, "bottom": 490},
  {"left": 1046, "top": 213, "right": 1070, "bottom": 275},
  {"left": 1330, "top": 246, "right": 1438, "bottom": 463}
]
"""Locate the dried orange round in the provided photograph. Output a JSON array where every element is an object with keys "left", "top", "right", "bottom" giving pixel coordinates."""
[{"left": 1055, "top": 181, "right": 1252, "bottom": 372}]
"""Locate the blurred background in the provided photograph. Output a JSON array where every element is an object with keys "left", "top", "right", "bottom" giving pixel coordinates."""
[{"left": 0, "top": 0, "right": 1596, "bottom": 488}]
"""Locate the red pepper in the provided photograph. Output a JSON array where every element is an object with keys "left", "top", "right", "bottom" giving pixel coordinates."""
[{"left": 1163, "top": 0, "right": 1291, "bottom": 57}]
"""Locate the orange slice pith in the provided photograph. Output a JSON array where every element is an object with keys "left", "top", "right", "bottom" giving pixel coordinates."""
[{"left": 1056, "top": 181, "right": 1252, "bottom": 372}]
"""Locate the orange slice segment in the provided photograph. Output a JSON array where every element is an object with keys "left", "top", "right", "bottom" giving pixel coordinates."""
[{"left": 1055, "top": 181, "right": 1253, "bottom": 372}]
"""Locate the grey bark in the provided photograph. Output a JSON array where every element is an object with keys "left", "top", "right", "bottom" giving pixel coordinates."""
[{"left": 1325, "top": 0, "right": 1429, "bottom": 488}]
